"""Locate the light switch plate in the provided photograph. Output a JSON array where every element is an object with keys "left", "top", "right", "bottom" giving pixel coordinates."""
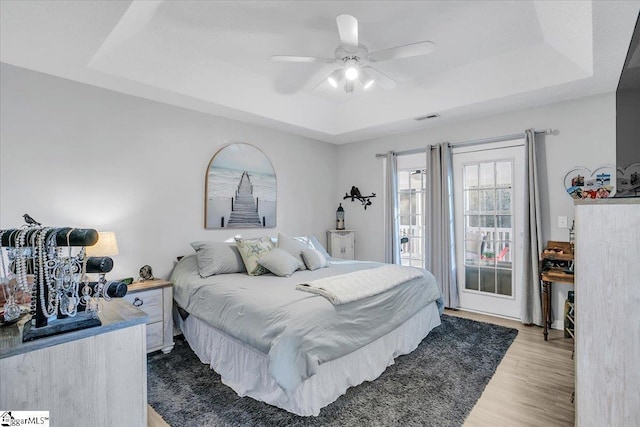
[{"left": 558, "top": 216, "right": 568, "bottom": 228}]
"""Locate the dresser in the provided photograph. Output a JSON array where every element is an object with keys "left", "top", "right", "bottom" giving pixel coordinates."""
[
  {"left": 575, "top": 198, "right": 640, "bottom": 426},
  {"left": 0, "top": 299, "right": 148, "bottom": 426},
  {"left": 327, "top": 230, "right": 355, "bottom": 259},
  {"left": 123, "top": 279, "right": 174, "bottom": 354}
]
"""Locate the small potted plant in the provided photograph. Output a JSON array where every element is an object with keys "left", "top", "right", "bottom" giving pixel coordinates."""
[{"left": 482, "top": 251, "right": 495, "bottom": 264}]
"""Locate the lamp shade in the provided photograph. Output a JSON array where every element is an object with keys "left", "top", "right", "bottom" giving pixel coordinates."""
[{"left": 86, "top": 231, "right": 119, "bottom": 257}]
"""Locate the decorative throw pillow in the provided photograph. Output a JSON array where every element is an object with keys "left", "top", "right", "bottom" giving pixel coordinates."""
[
  {"left": 235, "top": 236, "right": 274, "bottom": 276},
  {"left": 301, "top": 248, "right": 329, "bottom": 271},
  {"left": 257, "top": 248, "right": 300, "bottom": 277},
  {"left": 190, "top": 241, "right": 247, "bottom": 277},
  {"left": 309, "top": 235, "right": 331, "bottom": 259},
  {"left": 276, "top": 233, "right": 309, "bottom": 270}
]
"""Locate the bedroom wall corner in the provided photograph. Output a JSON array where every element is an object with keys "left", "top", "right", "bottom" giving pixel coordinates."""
[{"left": 0, "top": 63, "right": 339, "bottom": 279}]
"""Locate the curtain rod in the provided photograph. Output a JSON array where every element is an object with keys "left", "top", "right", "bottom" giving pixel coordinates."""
[{"left": 375, "top": 128, "right": 552, "bottom": 158}]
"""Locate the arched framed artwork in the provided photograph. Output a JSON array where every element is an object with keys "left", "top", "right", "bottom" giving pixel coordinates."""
[{"left": 205, "top": 143, "right": 276, "bottom": 229}]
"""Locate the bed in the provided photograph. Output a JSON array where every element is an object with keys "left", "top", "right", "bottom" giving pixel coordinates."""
[{"left": 170, "top": 236, "right": 443, "bottom": 416}]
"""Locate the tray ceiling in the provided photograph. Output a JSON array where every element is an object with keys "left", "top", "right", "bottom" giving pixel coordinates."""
[{"left": 1, "top": 1, "right": 639, "bottom": 144}]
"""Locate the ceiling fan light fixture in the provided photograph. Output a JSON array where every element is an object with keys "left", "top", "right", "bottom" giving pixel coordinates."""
[
  {"left": 344, "top": 59, "right": 359, "bottom": 81},
  {"left": 345, "top": 66, "right": 358, "bottom": 81},
  {"left": 345, "top": 80, "right": 355, "bottom": 94},
  {"left": 327, "top": 69, "right": 343, "bottom": 88},
  {"left": 360, "top": 70, "right": 374, "bottom": 89}
]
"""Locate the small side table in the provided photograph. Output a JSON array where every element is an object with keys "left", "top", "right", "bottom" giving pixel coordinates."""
[
  {"left": 540, "top": 241, "right": 574, "bottom": 341},
  {"left": 123, "top": 279, "right": 174, "bottom": 354},
  {"left": 327, "top": 230, "right": 355, "bottom": 259}
]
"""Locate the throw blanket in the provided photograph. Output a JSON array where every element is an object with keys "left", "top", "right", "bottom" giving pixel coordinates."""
[{"left": 296, "top": 264, "right": 423, "bottom": 305}]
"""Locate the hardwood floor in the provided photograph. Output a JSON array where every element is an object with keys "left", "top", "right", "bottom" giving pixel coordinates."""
[
  {"left": 148, "top": 406, "right": 170, "bottom": 427},
  {"left": 148, "top": 309, "right": 575, "bottom": 427},
  {"left": 453, "top": 309, "right": 575, "bottom": 427}
]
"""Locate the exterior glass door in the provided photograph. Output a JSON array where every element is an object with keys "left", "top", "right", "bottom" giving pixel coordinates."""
[{"left": 453, "top": 142, "right": 524, "bottom": 318}]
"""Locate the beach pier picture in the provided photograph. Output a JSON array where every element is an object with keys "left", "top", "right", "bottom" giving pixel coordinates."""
[{"left": 205, "top": 143, "right": 276, "bottom": 229}]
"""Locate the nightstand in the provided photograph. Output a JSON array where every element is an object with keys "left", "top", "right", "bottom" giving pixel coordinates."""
[
  {"left": 124, "top": 279, "right": 174, "bottom": 354},
  {"left": 327, "top": 230, "right": 355, "bottom": 259}
]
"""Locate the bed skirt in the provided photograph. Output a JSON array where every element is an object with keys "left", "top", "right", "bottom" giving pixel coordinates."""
[{"left": 177, "top": 301, "right": 441, "bottom": 416}]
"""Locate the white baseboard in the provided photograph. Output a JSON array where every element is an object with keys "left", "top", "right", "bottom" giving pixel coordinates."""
[
  {"left": 455, "top": 308, "right": 566, "bottom": 330},
  {"left": 454, "top": 307, "right": 520, "bottom": 322}
]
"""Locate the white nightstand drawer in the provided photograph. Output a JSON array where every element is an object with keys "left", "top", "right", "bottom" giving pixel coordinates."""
[
  {"left": 146, "top": 321, "right": 164, "bottom": 350},
  {"left": 124, "top": 288, "right": 163, "bottom": 323},
  {"left": 126, "top": 279, "right": 175, "bottom": 354}
]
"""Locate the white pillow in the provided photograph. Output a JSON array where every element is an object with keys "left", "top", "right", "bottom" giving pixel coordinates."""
[
  {"left": 276, "top": 233, "right": 309, "bottom": 270},
  {"left": 257, "top": 248, "right": 300, "bottom": 277},
  {"left": 301, "top": 248, "right": 329, "bottom": 271},
  {"left": 309, "top": 235, "right": 331, "bottom": 259},
  {"left": 235, "top": 236, "right": 274, "bottom": 276}
]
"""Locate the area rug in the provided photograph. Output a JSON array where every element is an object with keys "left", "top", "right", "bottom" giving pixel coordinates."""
[{"left": 147, "top": 314, "right": 517, "bottom": 427}]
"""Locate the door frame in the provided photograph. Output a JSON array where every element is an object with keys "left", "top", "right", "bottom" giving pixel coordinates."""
[{"left": 452, "top": 140, "right": 525, "bottom": 320}]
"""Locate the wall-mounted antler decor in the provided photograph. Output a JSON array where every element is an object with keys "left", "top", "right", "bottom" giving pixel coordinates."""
[{"left": 343, "top": 186, "right": 376, "bottom": 210}]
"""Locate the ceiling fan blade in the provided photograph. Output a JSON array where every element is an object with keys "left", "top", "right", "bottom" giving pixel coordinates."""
[
  {"left": 362, "top": 66, "right": 397, "bottom": 90},
  {"left": 368, "top": 41, "right": 435, "bottom": 62},
  {"left": 270, "top": 55, "right": 335, "bottom": 63},
  {"left": 336, "top": 14, "right": 358, "bottom": 50}
]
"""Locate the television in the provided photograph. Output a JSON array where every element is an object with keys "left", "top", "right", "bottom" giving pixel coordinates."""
[{"left": 616, "top": 13, "right": 640, "bottom": 198}]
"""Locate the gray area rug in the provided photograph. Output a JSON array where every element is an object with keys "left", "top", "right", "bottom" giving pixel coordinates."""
[{"left": 147, "top": 314, "right": 517, "bottom": 426}]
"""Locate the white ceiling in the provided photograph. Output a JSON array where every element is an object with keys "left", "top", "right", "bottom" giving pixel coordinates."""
[{"left": 1, "top": 1, "right": 639, "bottom": 144}]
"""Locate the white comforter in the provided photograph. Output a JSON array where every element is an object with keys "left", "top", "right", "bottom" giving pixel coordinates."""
[{"left": 171, "top": 255, "right": 443, "bottom": 392}]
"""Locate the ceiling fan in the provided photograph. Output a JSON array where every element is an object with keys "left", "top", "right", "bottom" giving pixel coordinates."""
[{"left": 271, "top": 14, "right": 436, "bottom": 94}]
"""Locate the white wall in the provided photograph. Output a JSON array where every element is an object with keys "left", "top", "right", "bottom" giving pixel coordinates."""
[
  {"left": 0, "top": 64, "right": 338, "bottom": 279},
  {"left": 337, "top": 93, "right": 616, "bottom": 326},
  {"left": 1, "top": 62, "right": 615, "bottom": 327}
]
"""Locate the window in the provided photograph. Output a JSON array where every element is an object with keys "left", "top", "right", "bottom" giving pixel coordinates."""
[
  {"left": 462, "top": 160, "right": 513, "bottom": 296},
  {"left": 398, "top": 168, "right": 426, "bottom": 268}
]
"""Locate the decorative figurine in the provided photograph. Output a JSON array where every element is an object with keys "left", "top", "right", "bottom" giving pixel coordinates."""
[
  {"left": 343, "top": 186, "right": 376, "bottom": 210},
  {"left": 23, "top": 213, "right": 41, "bottom": 227},
  {"left": 139, "top": 265, "right": 155, "bottom": 282},
  {"left": 336, "top": 204, "right": 345, "bottom": 230}
]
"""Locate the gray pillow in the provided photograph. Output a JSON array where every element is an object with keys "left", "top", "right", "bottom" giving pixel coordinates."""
[
  {"left": 276, "top": 233, "right": 309, "bottom": 270},
  {"left": 309, "top": 235, "right": 331, "bottom": 259},
  {"left": 190, "top": 241, "right": 246, "bottom": 277},
  {"left": 301, "top": 248, "right": 328, "bottom": 271},
  {"left": 257, "top": 248, "right": 300, "bottom": 277}
]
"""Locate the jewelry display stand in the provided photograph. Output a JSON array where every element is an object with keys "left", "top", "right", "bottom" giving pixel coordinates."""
[{"left": 0, "top": 226, "right": 127, "bottom": 342}]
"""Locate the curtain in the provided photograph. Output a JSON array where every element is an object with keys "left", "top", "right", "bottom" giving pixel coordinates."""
[
  {"left": 521, "top": 129, "right": 543, "bottom": 325},
  {"left": 384, "top": 151, "right": 400, "bottom": 264},
  {"left": 425, "top": 144, "right": 459, "bottom": 308}
]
